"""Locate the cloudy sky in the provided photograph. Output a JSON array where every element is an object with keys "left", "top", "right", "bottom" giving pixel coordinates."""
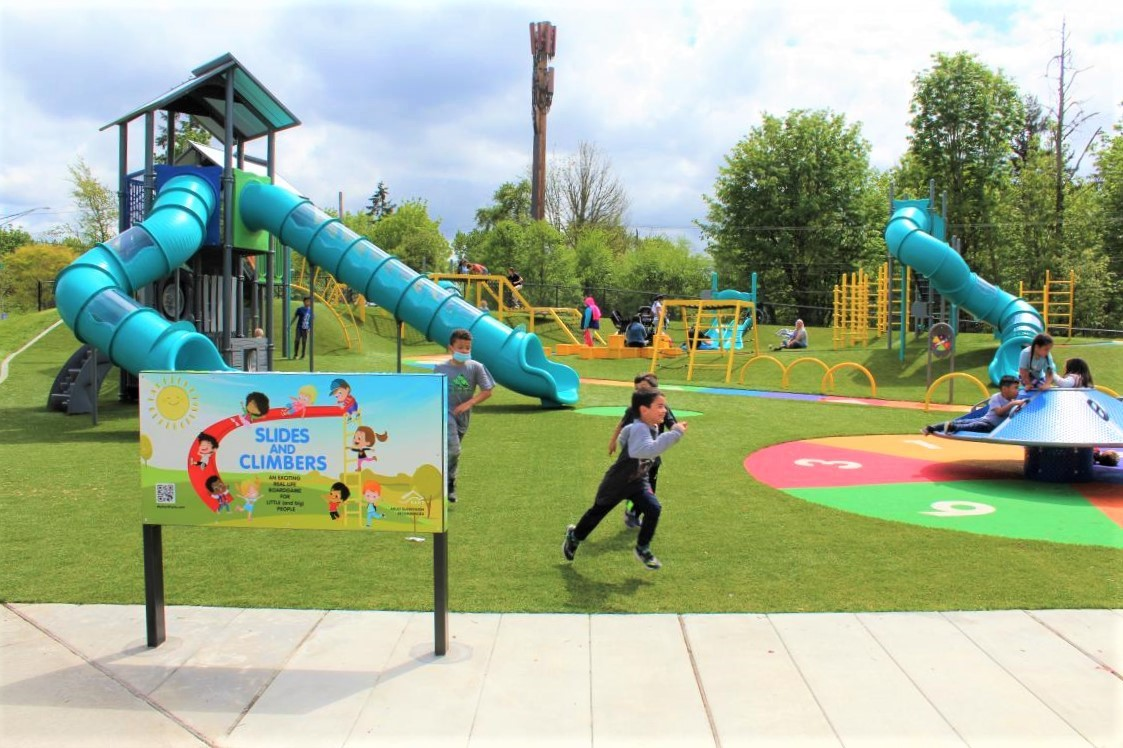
[{"left": 1, "top": 0, "right": 1120, "bottom": 248}]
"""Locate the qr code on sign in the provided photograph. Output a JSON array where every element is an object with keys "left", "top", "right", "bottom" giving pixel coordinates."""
[{"left": 155, "top": 483, "right": 176, "bottom": 504}]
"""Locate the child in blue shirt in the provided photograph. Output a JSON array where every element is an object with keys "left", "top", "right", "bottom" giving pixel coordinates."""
[
  {"left": 923, "top": 376, "right": 1026, "bottom": 434},
  {"left": 1018, "top": 333, "right": 1056, "bottom": 391}
]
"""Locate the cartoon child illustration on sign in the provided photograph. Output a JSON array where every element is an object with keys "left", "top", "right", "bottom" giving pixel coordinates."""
[
  {"left": 235, "top": 391, "right": 271, "bottom": 427},
  {"left": 236, "top": 478, "right": 261, "bottom": 521},
  {"left": 363, "top": 480, "right": 384, "bottom": 526},
  {"left": 323, "top": 481, "right": 350, "bottom": 520},
  {"left": 206, "top": 475, "right": 234, "bottom": 513},
  {"left": 350, "top": 426, "right": 388, "bottom": 471},
  {"left": 192, "top": 432, "right": 218, "bottom": 469},
  {"left": 285, "top": 384, "right": 317, "bottom": 417},
  {"left": 330, "top": 379, "right": 359, "bottom": 424}
]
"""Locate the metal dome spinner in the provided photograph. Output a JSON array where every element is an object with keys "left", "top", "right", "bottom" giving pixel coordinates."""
[{"left": 986, "top": 388, "right": 1123, "bottom": 448}]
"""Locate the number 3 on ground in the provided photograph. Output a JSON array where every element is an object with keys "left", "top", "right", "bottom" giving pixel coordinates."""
[{"left": 793, "top": 458, "right": 862, "bottom": 470}]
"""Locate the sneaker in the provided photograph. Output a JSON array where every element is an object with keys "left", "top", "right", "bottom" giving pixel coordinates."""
[
  {"left": 634, "top": 546, "right": 661, "bottom": 570},
  {"left": 562, "top": 525, "right": 579, "bottom": 561},
  {"left": 623, "top": 510, "right": 642, "bottom": 529},
  {"left": 448, "top": 494, "right": 457, "bottom": 503}
]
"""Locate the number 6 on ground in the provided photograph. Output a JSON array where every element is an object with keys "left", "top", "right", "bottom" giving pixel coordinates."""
[{"left": 922, "top": 501, "right": 996, "bottom": 517}]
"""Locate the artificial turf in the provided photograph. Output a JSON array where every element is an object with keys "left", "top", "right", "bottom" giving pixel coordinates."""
[{"left": 1, "top": 309, "right": 1119, "bottom": 614}]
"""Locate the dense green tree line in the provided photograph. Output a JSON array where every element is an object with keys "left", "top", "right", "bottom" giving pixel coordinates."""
[{"left": 703, "top": 48, "right": 1120, "bottom": 331}]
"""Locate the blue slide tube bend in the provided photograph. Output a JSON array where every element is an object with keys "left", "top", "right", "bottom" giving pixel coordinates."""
[
  {"left": 884, "top": 205, "right": 1043, "bottom": 384},
  {"left": 238, "top": 181, "right": 579, "bottom": 407},
  {"left": 55, "top": 174, "right": 232, "bottom": 374}
]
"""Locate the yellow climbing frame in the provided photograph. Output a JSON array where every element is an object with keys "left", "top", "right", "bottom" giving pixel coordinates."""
[
  {"left": 428, "top": 274, "right": 606, "bottom": 346},
  {"left": 649, "top": 298, "right": 759, "bottom": 383}
]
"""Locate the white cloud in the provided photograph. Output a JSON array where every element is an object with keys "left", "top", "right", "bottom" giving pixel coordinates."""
[{"left": 1, "top": 0, "right": 1120, "bottom": 245}]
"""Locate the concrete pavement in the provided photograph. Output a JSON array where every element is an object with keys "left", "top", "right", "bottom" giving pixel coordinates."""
[{"left": 2, "top": 603, "right": 1121, "bottom": 747}]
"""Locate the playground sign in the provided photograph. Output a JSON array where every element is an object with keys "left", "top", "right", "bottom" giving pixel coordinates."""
[{"left": 139, "top": 372, "right": 447, "bottom": 533}]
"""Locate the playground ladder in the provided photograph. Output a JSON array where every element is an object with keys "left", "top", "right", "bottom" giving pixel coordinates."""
[
  {"left": 874, "top": 262, "right": 888, "bottom": 335},
  {"left": 1020, "top": 270, "right": 1075, "bottom": 339},
  {"left": 832, "top": 269, "right": 872, "bottom": 349}
]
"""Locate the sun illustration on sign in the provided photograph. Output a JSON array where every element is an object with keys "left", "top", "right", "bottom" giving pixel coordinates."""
[{"left": 147, "top": 376, "right": 200, "bottom": 430}]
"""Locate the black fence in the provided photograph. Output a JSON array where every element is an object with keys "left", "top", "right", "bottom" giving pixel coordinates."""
[
  {"left": 37, "top": 280, "right": 56, "bottom": 311},
  {"left": 28, "top": 276, "right": 1123, "bottom": 340},
  {"left": 516, "top": 282, "right": 651, "bottom": 318}
]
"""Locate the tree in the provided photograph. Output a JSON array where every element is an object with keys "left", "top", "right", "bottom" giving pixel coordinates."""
[
  {"left": 545, "top": 142, "right": 628, "bottom": 236},
  {"left": 905, "top": 52, "right": 1023, "bottom": 278},
  {"left": 610, "top": 235, "right": 712, "bottom": 310},
  {"left": 464, "top": 219, "right": 571, "bottom": 291},
  {"left": 457, "top": 179, "right": 574, "bottom": 302},
  {"left": 1093, "top": 116, "right": 1123, "bottom": 320},
  {"left": 366, "top": 181, "right": 396, "bottom": 219},
  {"left": 66, "top": 158, "right": 118, "bottom": 246},
  {"left": 0, "top": 243, "right": 79, "bottom": 312},
  {"left": 700, "top": 109, "right": 881, "bottom": 325},
  {"left": 474, "top": 180, "right": 531, "bottom": 230},
  {"left": 572, "top": 228, "right": 617, "bottom": 293},
  {"left": 1045, "top": 21, "right": 1101, "bottom": 242},
  {"left": 366, "top": 200, "right": 449, "bottom": 273},
  {"left": 1011, "top": 95, "right": 1048, "bottom": 174},
  {"left": 139, "top": 434, "right": 153, "bottom": 466},
  {"left": 155, "top": 114, "right": 213, "bottom": 164},
  {"left": 0, "top": 225, "right": 33, "bottom": 257}
]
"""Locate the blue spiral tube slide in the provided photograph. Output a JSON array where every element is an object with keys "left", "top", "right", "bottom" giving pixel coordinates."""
[
  {"left": 55, "top": 175, "right": 232, "bottom": 374},
  {"left": 884, "top": 205, "right": 1043, "bottom": 384},
  {"left": 238, "top": 181, "right": 579, "bottom": 407}
]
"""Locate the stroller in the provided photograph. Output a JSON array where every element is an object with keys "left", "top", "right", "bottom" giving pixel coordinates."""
[
  {"left": 636, "top": 306, "right": 658, "bottom": 343},
  {"left": 609, "top": 310, "right": 629, "bottom": 335}
]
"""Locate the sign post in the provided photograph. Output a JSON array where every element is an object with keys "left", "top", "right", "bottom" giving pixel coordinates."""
[{"left": 139, "top": 372, "right": 449, "bottom": 654}]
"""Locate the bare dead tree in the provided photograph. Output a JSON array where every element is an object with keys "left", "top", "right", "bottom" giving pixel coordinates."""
[
  {"left": 545, "top": 141, "right": 629, "bottom": 236},
  {"left": 1046, "top": 19, "right": 1102, "bottom": 239}
]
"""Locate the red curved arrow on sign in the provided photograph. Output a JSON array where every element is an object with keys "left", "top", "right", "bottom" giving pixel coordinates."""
[{"left": 187, "top": 405, "right": 349, "bottom": 511}]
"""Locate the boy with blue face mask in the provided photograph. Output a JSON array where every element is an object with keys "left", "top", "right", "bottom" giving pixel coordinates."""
[{"left": 433, "top": 328, "right": 495, "bottom": 503}]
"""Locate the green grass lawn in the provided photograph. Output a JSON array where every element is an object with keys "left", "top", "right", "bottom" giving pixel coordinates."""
[{"left": 1, "top": 309, "right": 1119, "bottom": 614}]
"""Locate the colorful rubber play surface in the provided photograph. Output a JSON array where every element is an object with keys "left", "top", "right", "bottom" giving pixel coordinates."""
[{"left": 745, "top": 435, "right": 1123, "bottom": 548}]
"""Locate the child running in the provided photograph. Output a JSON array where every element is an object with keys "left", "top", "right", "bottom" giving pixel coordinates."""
[
  {"left": 432, "top": 328, "right": 494, "bottom": 503},
  {"left": 564, "top": 388, "right": 688, "bottom": 570},
  {"left": 608, "top": 373, "right": 677, "bottom": 529}
]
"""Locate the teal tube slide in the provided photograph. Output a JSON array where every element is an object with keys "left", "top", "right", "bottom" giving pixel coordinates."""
[
  {"left": 238, "top": 181, "right": 579, "bottom": 407},
  {"left": 884, "top": 205, "right": 1043, "bottom": 384},
  {"left": 55, "top": 175, "right": 232, "bottom": 374}
]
